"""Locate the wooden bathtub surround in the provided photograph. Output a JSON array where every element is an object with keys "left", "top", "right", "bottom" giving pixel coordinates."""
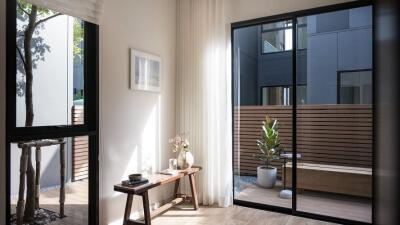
[
  {"left": 284, "top": 162, "right": 372, "bottom": 197},
  {"left": 114, "top": 166, "right": 202, "bottom": 225}
]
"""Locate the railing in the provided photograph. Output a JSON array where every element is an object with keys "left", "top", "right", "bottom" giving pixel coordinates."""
[
  {"left": 234, "top": 104, "right": 372, "bottom": 177},
  {"left": 72, "top": 105, "right": 89, "bottom": 181}
]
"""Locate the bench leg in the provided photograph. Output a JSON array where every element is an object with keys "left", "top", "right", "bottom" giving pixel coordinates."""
[
  {"left": 174, "top": 179, "right": 180, "bottom": 198},
  {"left": 123, "top": 194, "right": 133, "bottom": 225},
  {"left": 189, "top": 174, "right": 199, "bottom": 210},
  {"left": 142, "top": 191, "right": 151, "bottom": 225}
]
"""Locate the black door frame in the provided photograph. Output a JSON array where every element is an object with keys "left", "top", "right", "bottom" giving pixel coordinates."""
[
  {"left": 5, "top": 0, "right": 99, "bottom": 224},
  {"left": 231, "top": 1, "right": 374, "bottom": 225}
]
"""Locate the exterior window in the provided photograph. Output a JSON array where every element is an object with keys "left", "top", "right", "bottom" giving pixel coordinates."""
[
  {"left": 16, "top": 2, "right": 85, "bottom": 127},
  {"left": 261, "top": 86, "right": 307, "bottom": 105},
  {"left": 262, "top": 86, "right": 291, "bottom": 105},
  {"left": 338, "top": 70, "right": 372, "bottom": 104},
  {"left": 261, "top": 20, "right": 292, "bottom": 53}
]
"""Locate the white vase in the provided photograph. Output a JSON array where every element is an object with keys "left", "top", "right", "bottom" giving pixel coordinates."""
[
  {"left": 177, "top": 150, "right": 194, "bottom": 169},
  {"left": 257, "top": 166, "right": 277, "bottom": 188}
]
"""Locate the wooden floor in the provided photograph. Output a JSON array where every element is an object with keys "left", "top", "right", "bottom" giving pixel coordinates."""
[
  {"left": 11, "top": 180, "right": 88, "bottom": 225},
  {"left": 152, "top": 204, "right": 337, "bottom": 225},
  {"left": 11, "top": 179, "right": 362, "bottom": 225},
  {"left": 236, "top": 183, "right": 371, "bottom": 223}
]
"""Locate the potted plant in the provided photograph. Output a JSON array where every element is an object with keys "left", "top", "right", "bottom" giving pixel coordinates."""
[{"left": 254, "top": 116, "right": 281, "bottom": 188}]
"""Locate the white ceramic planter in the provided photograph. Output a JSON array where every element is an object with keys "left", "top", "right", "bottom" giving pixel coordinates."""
[{"left": 257, "top": 166, "right": 277, "bottom": 188}]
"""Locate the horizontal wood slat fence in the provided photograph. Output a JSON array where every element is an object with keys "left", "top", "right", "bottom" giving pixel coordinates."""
[
  {"left": 234, "top": 104, "right": 372, "bottom": 177},
  {"left": 72, "top": 106, "right": 89, "bottom": 181}
]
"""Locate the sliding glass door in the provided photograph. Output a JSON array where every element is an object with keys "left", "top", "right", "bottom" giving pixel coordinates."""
[
  {"left": 232, "top": 3, "right": 373, "bottom": 224},
  {"left": 233, "top": 20, "right": 293, "bottom": 209},
  {"left": 295, "top": 7, "right": 373, "bottom": 223}
]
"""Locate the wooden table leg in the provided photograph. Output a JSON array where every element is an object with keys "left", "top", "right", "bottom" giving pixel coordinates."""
[
  {"left": 59, "top": 140, "right": 66, "bottom": 217},
  {"left": 123, "top": 194, "right": 133, "bottom": 225},
  {"left": 17, "top": 147, "right": 29, "bottom": 225},
  {"left": 189, "top": 174, "right": 199, "bottom": 210},
  {"left": 35, "top": 146, "right": 41, "bottom": 210},
  {"left": 142, "top": 191, "right": 151, "bottom": 225},
  {"left": 174, "top": 179, "right": 180, "bottom": 198}
]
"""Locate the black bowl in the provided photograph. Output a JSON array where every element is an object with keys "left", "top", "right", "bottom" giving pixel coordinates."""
[{"left": 129, "top": 173, "right": 142, "bottom": 181}]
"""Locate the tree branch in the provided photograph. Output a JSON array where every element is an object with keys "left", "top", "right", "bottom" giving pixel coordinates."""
[
  {"left": 35, "top": 13, "right": 62, "bottom": 27},
  {"left": 16, "top": 46, "right": 27, "bottom": 69},
  {"left": 17, "top": 3, "right": 31, "bottom": 16}
]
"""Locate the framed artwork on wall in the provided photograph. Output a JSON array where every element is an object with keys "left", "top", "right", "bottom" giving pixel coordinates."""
[{"left": 130, "top": 49, "right": 161, "bottom": 92}]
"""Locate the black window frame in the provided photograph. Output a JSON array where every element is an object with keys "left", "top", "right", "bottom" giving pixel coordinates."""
[
  {"left": 231, "top": 1, "right": 374, "bottom": 225},
  {"left": 7, "top": 1, "right": 98, "bottom": 140},
  {"left": 5, "top": 0, "right": 99, "bottom": 224}
]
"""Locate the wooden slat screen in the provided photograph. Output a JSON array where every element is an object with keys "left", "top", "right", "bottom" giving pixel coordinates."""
[
  {"left": 234, "top": 104, "right": 372, "bottom": 177},
  {"left": 72, "top": 105, "right": 88, "bottom": 181}
]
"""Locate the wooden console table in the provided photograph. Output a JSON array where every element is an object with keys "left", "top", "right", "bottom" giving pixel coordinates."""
[{"left": 114, "top": 166, "right": 202, "bottom": 225}]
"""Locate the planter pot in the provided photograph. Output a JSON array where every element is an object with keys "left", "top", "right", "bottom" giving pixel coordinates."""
[
  {"left": 177, "top": 151, "right": 194, "bottom": 169},
  {"left": 257, "top": 166, "right": 277, "bottom": 188}
]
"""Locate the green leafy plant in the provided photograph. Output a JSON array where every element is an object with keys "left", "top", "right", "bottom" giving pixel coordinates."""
[{"left": 254, "top": 116, "right": 281, "bottom": 169}]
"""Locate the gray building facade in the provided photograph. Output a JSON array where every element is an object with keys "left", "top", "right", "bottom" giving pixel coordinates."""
[{"left": 234, "top": 6, "right": 372, "bottom": 106}]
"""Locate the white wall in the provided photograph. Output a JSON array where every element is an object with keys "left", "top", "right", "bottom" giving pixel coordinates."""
[
  {"left": 99, "top": 0, "right": 176, "bottom": 224},
  {"left": 0, "top": 0, "right": 6, "bottom": 222}
]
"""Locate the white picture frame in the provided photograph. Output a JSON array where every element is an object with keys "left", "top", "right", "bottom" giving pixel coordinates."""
[{"left": 130, "top": 49, "right": 161, "bottom": 92}]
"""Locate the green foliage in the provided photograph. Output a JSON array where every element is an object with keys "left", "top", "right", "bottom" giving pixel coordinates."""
[
  {"left": 17, "top": 0, "right": 58, "bottom": 20},
  {"left": 73, "top": 18, "right": 84, "bottom": 59},
  {"left": 73, "top": 91, "right": 84, "bottom": 101},
  {"left": 254, "top": 116, "right": 281, "bottom": 168}
]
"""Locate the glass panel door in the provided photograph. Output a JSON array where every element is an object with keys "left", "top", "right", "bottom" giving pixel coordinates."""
[
  {"left": 233, "top": 20, "right": 293, "bottom": 209},
  {"left": 295, "top": 6, "right": 373, "bottom": 223}
]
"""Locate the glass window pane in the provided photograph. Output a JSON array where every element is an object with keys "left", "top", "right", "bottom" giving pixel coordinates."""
[
  {"left": 296, "top": 6, "right": 372, "bottom": 223},
  {"left": 233, "top": 21, "right": 293, "bottom": 209},
  {"left": 339, "top": 70, "right": 372, "bottom": 104},
  {"left": 16, "top": 0, "right": 85, "bottom": 127},
  {"left": 261, "top": 87, "right": 292, "bottom": 105},
  {"left": 297, "top": 17, "right": 308, "bottom": 50},
  {"left": 262, "top": 29, "right": 293, "bottom": 53},
  {"left": 262, "top": 20, "right": 292, "bottom": 53},
  {"left": 262, "top": 20, "right": 292, "bottom": 30},
  {"left": 10, "top": 136, "right": 89, "bottom": 224}
]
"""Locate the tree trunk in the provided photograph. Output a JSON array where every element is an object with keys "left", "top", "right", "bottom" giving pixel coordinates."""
[
  {"left": 23, "top": 6, "right": 37, "bottom": 127},
  {"left": 22, "top": 6, "right": 37, "bottom": 222},
  {"left": 24, "top": 148, "right": 36, "bottom": 222}
]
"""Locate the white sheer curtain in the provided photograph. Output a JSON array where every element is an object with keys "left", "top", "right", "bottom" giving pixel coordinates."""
[{"left": 176, "top": 0, "right": 232, "bottom": 207}]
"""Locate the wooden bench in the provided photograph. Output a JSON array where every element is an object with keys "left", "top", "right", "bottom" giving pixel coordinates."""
[
  {"left": 284, "top": 163, "right": 372, "bottom": 197},
  {"left": 114, "top": 166, "right": 202, "bottom": 225}
]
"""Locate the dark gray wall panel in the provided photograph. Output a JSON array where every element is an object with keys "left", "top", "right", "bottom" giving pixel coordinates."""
[
  {"left": 338, "top": 28, "right": 372, "bottom": 71},
  {"left": 307, "top": 33, "right": 338, "bottom": 104}
]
